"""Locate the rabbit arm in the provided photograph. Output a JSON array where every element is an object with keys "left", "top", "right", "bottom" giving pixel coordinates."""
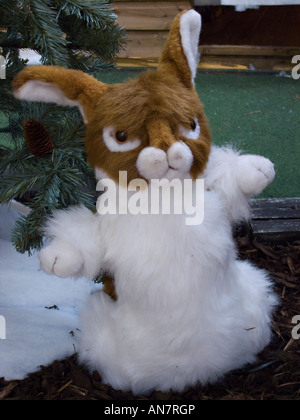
[
  {"left": 39, "top": 206, "right": 104, "bottom": 280},
  {"left": 205, "top": 146, "right": 275, "bottom": 223}
]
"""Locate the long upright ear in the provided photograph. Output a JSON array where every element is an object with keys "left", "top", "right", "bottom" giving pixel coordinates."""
[
  {"left": 158, "top": 9, "right": 201, "bottom": 89},
  {"left": 12, "top": 66, "right": 107, "bottom": 124}
]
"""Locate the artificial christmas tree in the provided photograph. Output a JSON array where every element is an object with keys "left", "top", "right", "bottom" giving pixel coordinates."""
[{"left": 0, "top": 0, "right": 126, "bottom": 254}]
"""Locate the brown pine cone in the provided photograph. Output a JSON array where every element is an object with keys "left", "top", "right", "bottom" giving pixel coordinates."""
[{"left": 24, "top": 119, "right": 54, "bottom": 157}]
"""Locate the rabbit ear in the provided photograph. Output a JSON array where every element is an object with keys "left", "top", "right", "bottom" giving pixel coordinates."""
[
  {"left": 158, "top": 9, "right": 202, "bottom": 89},
  {"left": 12, "top": 66, "right": 107, "bottom": 124}
]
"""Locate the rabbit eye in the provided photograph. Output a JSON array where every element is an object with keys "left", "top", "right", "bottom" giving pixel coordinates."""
[
  {"left": 190, "top": 119, "right": 197, "bottom": 131},
  {"left": 103, "top": 127, "right": 141, "bottom": 153},
  {"left": 179, "top": 118, "right": 200, "bottom": 140},
  {"left": 115, "top": 130, "right": 128, "bottom": 143}
]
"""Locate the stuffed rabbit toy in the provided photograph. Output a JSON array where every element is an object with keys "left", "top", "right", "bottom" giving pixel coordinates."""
[{"left": 13, "top": 10, "right": 277, "bottom": 395}]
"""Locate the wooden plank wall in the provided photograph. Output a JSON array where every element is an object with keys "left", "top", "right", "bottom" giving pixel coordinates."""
[
  {"left": 114, "top": 1, "right": 192, "bottom": 66},
  {"left": 114, "top": 1, "right": 298, "bottom": 70}
]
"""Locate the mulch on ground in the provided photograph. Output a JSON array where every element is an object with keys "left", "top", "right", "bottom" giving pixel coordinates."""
[{"left": 1, "top": 236, "right": 299, "bottom": 400}]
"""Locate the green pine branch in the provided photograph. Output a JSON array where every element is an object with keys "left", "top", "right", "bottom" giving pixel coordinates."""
[
  {"left": 0, "top": 0, "right": 125, "bottom": 254},
  {"left": 11, "top": 208, "right": 48, "bottom": 255},
  {"left": 54, "top": 0, "right": 116, "bottom": 29}
]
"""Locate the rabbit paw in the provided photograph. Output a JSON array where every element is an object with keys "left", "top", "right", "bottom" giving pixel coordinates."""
[
  {"left": 39, "top": 239, "right": 84, "bottom": 278},
  {"left": 236, "top": 155, "right": 275, "bottom": 196}
]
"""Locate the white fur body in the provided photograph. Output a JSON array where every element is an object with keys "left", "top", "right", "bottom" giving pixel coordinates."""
[{"left": 40, "top": 147, "right": 277, "bottom": 394}]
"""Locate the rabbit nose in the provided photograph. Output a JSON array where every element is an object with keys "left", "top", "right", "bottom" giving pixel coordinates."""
[
  {"left": 146, "top": 118, "right": 175, "bottom": 151},
  {"left": 167, "top": 142, "right": 193, "bottom": 172},
  {"left": 146, "top": 118, "right": 193, "bottom": 172}
]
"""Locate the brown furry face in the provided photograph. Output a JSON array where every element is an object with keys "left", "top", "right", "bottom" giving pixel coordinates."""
[
  {"left": 12, "top": 11, "right": 210, "bottom": 185},
  {"left": 86, "top": 70, "right": 211, "bottom": 184}
]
